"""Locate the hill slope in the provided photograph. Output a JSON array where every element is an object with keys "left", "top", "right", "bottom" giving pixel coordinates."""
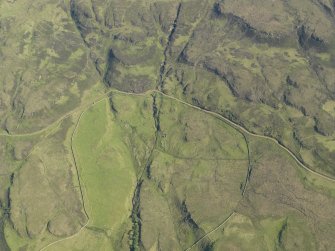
[{"left": 0, "top": 0, "right": 335, "bottom": 250}]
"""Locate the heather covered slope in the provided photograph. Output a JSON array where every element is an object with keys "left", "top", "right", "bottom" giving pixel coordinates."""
[
  {"left": 0, "top": 0, "right": 335, "bottom": 250},
  {"left": 65, "top": 0, "right": 335, "bottom": 176},
  {"left": 4, "top": 91, "right": 335, "bottom": 251}
]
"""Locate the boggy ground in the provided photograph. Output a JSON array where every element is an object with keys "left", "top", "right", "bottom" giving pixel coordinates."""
[
  {"left": 3, "top": 91, "right": 335, "bottom": 250},
  {"left": 1, "top": 0, "right": 335, "bottom": 250}
]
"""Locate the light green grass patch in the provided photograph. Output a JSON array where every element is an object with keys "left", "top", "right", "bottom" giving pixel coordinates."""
[
  {"left": 315, "top": 52, "right": 332, "bottom": 62},
  {"left": 55, "top": 95, "right": 69, "bottom": 105},
  {"left": 297, "top": 164, "right": 335, "bottom": 199},
  {"left": 323, "top": 100, "right": 335, "bottom": 117},
  {"left": 212, "top": 213, "right": 266, "bottom": 250},
  {"left": 174, "top": 35, "right": 190, "bottom": 47},
  {"left": 74, "top": 99, "right": 136, "bottom": 231},
  {"left": 260, "top": 217, "right": 287, "bottom": 250},
  {"left": 315, "top": 134, "right": 335, "bottom": 152},
  {"left": 69, "top": 48, "right": 85, "bottom": 61},
  {"left": 4, "top": 222, "right": 30, "bottom": 251},
  {"left": 69, "top": 82, "right": 80, "bottom": 97},
  {"left": 4, "top": 220, "right": 58, "bottom": 251}
]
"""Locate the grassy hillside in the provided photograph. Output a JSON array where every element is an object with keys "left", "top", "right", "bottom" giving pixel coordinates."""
[
  {"left": 5, "top": 92, "right": 335, "bottom": 250},
  {"left": 0, "top": 0, "right": 335, "bottom": 250}
]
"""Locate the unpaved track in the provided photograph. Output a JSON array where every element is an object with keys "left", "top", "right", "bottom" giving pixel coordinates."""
[
  {"left": 39, "top": 105, "right": 92, "bottom": 251},
  {"left": 156, "top": 91, "right": 335, "bottom": 182},
  {"left": 117, "top": 89, "right": 335, "bottom": 182},
  {"left": 0, "top": 90, "right": 115, "bottom": 138},
  {"left": 2, "top": 88, "right": 334, "bottom": 181},
  {"left": 184, "top": 211, "right": 236, "bottom": 251},
  {"left": 8, "top": 88, "right": 335, "bottom": 250}
]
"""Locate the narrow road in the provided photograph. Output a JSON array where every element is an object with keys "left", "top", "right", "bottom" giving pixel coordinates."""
[
  {"left": 0, "top": 90, "right": 115, "bottom": 138},
  {"left": 34, "top": 87, "right": 335, "bottom": 250},
  {"left": 115, "top": 89, "right": 335, "bottom": 183},
  {"left": 39, "top": 220, "right": 89, "bottom": 251},
  {"left": 39, "top": 102, "right": 94, "bottom": 251},
  {"left": 184, "top": 211, "right": 236, "bottom": 251},
  {"left": 3, "top": 88, "right": 335, "bottom": 183}
]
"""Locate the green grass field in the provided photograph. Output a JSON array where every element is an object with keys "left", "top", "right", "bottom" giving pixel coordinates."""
[
  {"left": 3, "top": 91, "right": 335, "bottom": 251},
  {"left": 2, "top": 0, "right": 335, "bottom": 249},
  {"left": 73, "top": 99, "right": 136, "bottom": 233}
]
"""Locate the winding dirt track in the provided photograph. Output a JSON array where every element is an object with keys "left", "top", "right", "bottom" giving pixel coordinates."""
[
  {"left": 184, "top": 212, "right": 236, "bottom": 251},
  {"left": 4, "top": 88, "right": 334, "bottom": 251},
  {"left": 3, "top": 88, "right": 333, "bottom": 182},
  {"left": 0, "top": 90, "right": 115, "bottom": 138},
  {"left": 127, "top": 89, "right": 335, "bottom": 182}
]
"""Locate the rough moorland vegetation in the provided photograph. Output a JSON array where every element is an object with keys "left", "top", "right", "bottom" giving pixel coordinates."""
[{"left": 0, "top": 0, "right": 335, "bottom": 250}]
